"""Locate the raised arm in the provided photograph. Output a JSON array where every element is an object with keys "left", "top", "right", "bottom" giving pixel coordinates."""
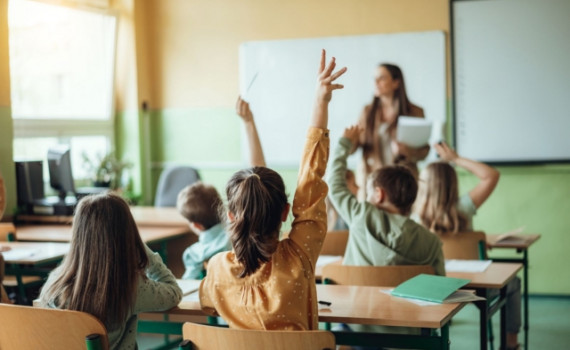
[
  {"left": 435, "top": 142, "right": 500, "bottom": 209},
  {"left": 312, "top": 49, "right": 347, "bottom": 129},
  {"left": 288, "top": 50, "right": 346, "bottom": 263},
  {"left": 236, "top": 96, "right": 266, "bottom": 167}
]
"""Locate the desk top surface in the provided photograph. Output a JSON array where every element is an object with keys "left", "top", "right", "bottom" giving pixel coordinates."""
[
  {"left": 17, "top": 206, "right": 188, "bottom": 227},
  {"left": 15, "top": 225, "right": 190, "bottom": 244},
  {"left": 447, "top": 262, "right": 522, "bottom": 289},
  {"left": 169, "top": 283, "right": 466, "bottom": 329},
  {"left": 486, "top": 233, "right": 541, "bottom": 249},
  {"left": 0, "top": 241, "right": 70, "bottom": 264}
]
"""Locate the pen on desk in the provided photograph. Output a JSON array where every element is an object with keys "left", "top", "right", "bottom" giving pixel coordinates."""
[{"left": 318, "top": 300, "right": 332, "bottom": 306}]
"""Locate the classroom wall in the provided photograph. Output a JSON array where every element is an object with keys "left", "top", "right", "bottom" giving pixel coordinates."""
[
  {"left": 134, "top": 0, "right": 570, "bottom": 295},
  {"left": 0, "top": 0, "right": 16, "bottom": 217}
]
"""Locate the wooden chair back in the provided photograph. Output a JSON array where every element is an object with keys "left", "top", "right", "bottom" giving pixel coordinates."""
[
  {"left": 322, "top": 264, "right": 434, "bottom": 287},
  {"left": 437, "top": 231, "right": 487, "bottom": 260},
  {"left": 0, "top": 223, "right": 17, "bottom": 241},
  {"left": 0, "top": 304, "right": 108, "bottom": 349},
  {"left": 181, "top": 323, "right": 335, "bottom": 350},
  {"left": 320, "top": 230, "right": 349, "bottom": 256}
]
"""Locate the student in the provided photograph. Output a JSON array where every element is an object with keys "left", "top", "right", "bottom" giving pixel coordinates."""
[
  {"left": 177, "top": 182, "right": 231, "bottom": 279},
  {"left": 326, "top": 169, "right": 358, "bottom": 231},
  {"left": 177, "top": 96, "right": 265, "bottom": 280},
  {"left": 40, "top": 193, "right": 182, "bottom": 350},
  {"left": 413, "top": 141, "right": 500, "bottom": 233},
  {"left": 414, "top": 142, "right": 520, "bottom": 350},
  {"left": 199, "top": 50, "right": 346, "bottom": 330},
  {"left": 328, "top": 124, "right": 445, "bottom": 276}
]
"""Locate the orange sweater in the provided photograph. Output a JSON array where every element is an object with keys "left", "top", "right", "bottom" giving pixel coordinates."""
[{"left": 200, "top": 127, "right": 330, "bottom": 330}]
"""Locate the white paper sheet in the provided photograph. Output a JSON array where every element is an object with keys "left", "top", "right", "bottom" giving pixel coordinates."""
[
  {"left": 177, "top": 279, "right": 202, "bottom": 296},
  {"left": 316, "top": 255, "right": 343, "bottom": 267},
  {"left": 1, "top": 248, "right": 39, "bottom": 261},
  {"left": 445, "top": 259, "right": 492, "bottom": 273},
  {"left": 396, "top": 116, "right": 433, "bottom": 147}
]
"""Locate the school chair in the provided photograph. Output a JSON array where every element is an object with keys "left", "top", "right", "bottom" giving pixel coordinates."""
[
  {"left": 437, "top": 231, "right": 495, "bottom": 350},
  {"left": 154, "top": 166, "right": 201, "bottom": 207},
  {"left": 437, "top": 231, "right": 487, "bottom": 260},
  {"left": 319, "top": 230, "right": 349, "bottom": 256},
  {"left": 321, "top": 264, "right": 434, "bottom": 287},
  {"left": 0, "top": 254, "right": 11, "bottom": 303},
  {"left": 179, "top": 322, "right": 336, "bottom": 350},
  {"left": 0, "top": 224, "right": 45, "bottom": 303},
  {"left": 0, "top": 303, "right": 108, "bottom": 349}
]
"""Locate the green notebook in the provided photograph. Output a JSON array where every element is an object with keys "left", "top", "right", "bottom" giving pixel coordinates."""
[{"left": 391, "top": 274, "right": 471, "bottom": 303}]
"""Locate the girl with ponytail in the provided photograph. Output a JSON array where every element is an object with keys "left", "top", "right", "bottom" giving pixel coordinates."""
[{"left": 199, "top": 50, "right": 347, "bottom": 330}]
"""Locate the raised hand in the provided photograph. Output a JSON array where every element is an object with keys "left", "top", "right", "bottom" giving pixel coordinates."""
[
  {"left": 316, "top": 49, "right": 347, "bottom": 103},
  {"left": 236, "top": 96, "right": 254, "bottom": 123},
  {"left": 434, "top": 141, "right": 459, "bottom": 162},
  {"left": 343, "top": 124, "right": 362, "bottom": 146}
]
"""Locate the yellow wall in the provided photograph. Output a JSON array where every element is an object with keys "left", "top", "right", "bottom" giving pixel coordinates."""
[{"left": 142, "top": 0, "right": 449, "bottom": 108}]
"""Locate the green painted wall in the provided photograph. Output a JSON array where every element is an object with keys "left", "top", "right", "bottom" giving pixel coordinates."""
[{"left": 0, "top": 106, "right": 16, "bottom": 216}]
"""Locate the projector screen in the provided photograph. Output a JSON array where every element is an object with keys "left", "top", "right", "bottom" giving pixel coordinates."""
[{"left": 452, "top": 0, "right": 570, "bottom": 163}]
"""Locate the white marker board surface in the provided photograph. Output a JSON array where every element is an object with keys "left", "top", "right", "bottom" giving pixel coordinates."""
[
  {"left": 453, "top": 0, "right": 570, "bottom": 163},
  {"left": 239, "top": 31, "right": 446, "bottom": 168}
]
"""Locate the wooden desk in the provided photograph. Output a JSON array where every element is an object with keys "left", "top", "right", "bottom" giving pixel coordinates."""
[
  {"left": 129, "top": 206, "right": 188, "bottom": 227},
  {"left": 17, "top": 206, "right": 188, "bottom": 227},
  {"left": 487, "top": 234, "right": 540, "bottom": 350},
  {"left": 15, "top": 224, "right": 191, "bottom": 266},
  {"left": 448, "top": 262, "right": 523, "bottom": 350},
  {"left": 140, "top": 283, "right": 466, "bottom": 350},
  {"left": 1, "top": 242, "right": 70, "bottom": 300}
]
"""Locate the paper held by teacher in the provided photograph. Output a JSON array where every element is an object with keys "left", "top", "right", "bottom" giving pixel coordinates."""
[{"left": 396, "top": 116, "right": 433, "bottom": 147}]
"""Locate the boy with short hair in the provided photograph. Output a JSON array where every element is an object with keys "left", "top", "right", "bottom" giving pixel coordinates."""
[
  {"left": 328, "top": 125, "right": 445, "bottom": 276},
  {"left": 177, "top": 182, "right": 231, "bottom": 279}
]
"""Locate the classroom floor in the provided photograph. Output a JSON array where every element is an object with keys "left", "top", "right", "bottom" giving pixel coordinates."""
[{"left": 137, "top": 296, "right": 570, "bottom": 349}]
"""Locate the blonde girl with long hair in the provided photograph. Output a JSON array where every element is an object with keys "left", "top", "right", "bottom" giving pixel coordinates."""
[
  {"left": 40, "top": 193, "right": 182, "bottom": 350},
  {"left": 199, "top": 50, "right": 347, "bottom": 330},
  {"left": 414, "top": 141, "right": 500, "bottom": 233}
]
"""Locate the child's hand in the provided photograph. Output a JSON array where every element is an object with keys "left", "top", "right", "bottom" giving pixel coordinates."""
[
  {"left": 434, "top": 141, "right": 459, "bottom": 162},
  {"left": 343, "top": 125, "right": 361, "bottom": 146},
  {"left": 316, "top": 49, "right": 347, "bottom": 103},
  {"left": 236, "top": 96, "right": 254, "bottom": 122}
]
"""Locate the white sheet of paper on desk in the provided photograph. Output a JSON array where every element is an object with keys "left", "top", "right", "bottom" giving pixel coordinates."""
[
  {"left": 396, "top": 116, "right": 433, "bottom": 147},
  {"left": 1, "top": 248, "right": 38, "bottom": 261},
  {"left": 316, "top": 255, "right": 343, "bottom": 267},
  {"left": 381, "top": 289, "right": 439, "bottom": 306},
  {"left": 382, "top": 288, "right": 485, "bottom": 305},
  {"left": 445, "top": 259, "right": 492, "bottom": 273},
  {"left": 177, "top": 279, "right": 202, "bottom": 296}
]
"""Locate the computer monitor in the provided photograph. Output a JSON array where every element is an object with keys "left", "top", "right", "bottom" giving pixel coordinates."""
[{"left": 47, "top": 145, "right": 76, "bottom": 201}]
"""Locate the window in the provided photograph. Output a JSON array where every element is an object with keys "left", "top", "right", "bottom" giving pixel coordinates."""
[{"left": 9, "top": 0, "right": 117, "bottom": 184}]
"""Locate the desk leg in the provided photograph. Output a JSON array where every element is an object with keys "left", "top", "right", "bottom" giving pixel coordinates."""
[
  {"left": 500, "top": 286, "right": 507, "bottom": 350},
  {"left": 440, "top": 323, "right": 450, "bottom": 350},
  {"left": 523, "top": 249, "right": 529, "bottom": 350},
  {"left": 475, "top": 290, "right": 489, "bottom": 350}
]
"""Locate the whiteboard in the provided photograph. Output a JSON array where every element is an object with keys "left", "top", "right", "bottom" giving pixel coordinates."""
[
  {"left": 239, "top": 31, "right": 446, "bottom": 168},
  {"left": 453, "top": 0, "right": 570, "bottom": 163}
]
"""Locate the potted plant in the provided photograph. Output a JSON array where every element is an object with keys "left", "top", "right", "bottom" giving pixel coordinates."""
[{"left": 82, "top": 151, "right": 132, "bottom": 190}]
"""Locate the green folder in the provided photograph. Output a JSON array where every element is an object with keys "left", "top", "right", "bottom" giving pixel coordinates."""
[{"left": 391, "top": 274, "right": 471, "bottom": 303}]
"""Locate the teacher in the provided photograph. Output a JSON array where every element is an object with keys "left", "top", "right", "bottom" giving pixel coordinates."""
[{"left": 355, "top": 63, "right": 429, "bottom": 198}]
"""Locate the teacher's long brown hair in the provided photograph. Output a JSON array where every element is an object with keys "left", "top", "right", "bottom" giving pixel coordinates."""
[{"left": 362, "top": 64, "right": 413, "bottom": 167}]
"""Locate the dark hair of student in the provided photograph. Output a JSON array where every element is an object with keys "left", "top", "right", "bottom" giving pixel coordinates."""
[
  {"left": 371, "top": 165, "right": 418, "bottom": 216},
  {"left": 362, "top": 64, "right": 412, "bottom": 165},
  {"left": 40, "top": 193, "right": 149, "bottom": 328},
  {"left": 225, "top": 167, "right": 288, "bottom": 278},
  {"left": 177, "top": 181, "right": 223, "bottom": 229}
]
